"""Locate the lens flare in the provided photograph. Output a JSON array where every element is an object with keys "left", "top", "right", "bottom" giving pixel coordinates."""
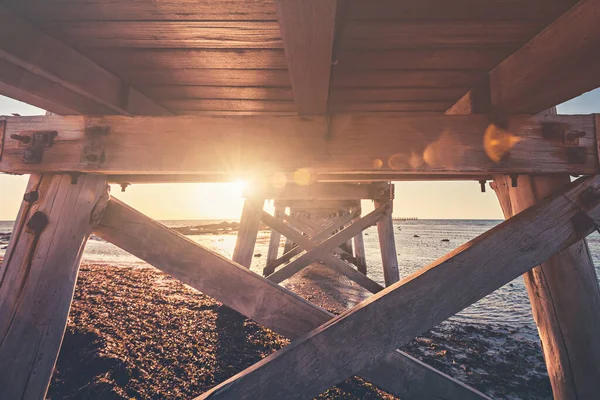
[
  {"left": 423, "top": 131, "right": 466, "bottom": 168},
  {"left": 484, "top": 124, "right": 522, "bottom": 163},
  {"left": 293, "top": 168, "right": 312, "bottom": 186}
]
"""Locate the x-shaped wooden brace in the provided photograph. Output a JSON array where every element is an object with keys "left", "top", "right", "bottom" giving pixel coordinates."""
[
  {"left": 254, "top": 199, "right": 388, "bottom": 293},
  {"left": 263, "top": 209, "right": 359, "bottom": 275},
  {"left": 198, "top": 176, "right": 600, "bottom": 399},
  {"left": 95, "top": 197, "right": 489, "bottom": 400}
]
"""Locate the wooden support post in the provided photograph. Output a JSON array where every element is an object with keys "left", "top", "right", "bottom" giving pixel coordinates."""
[
  {"left": 198, "top": 175, "right": 600, "bottom": 400},
  {"left": 95, "top": 197, "right": 488, "bottom": 400},
  {"left": 374, "top": 199, "right": 399, "bottom": 286},
  {"left": 353, "top": 217, "right": 367, "bottom": 275},
  {"left": 283, "top": 208, "right": 296, "bottom": 254},
  {"left": 265, "top": 204, "right": 284, "bottom": 275},
  {"left": 0, "top": 173, "right": 108, "bottom": 399},
  {"left": 492, "top": 174, "right": 600, "bottom": 399},
  {"left": 232, "top": 196, "right": 264, "bottom": 267}
]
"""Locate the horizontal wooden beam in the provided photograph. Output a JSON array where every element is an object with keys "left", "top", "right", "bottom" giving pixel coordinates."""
[
  {"left": 257, "top": 183, "right": 392, "bottom": 201},
  {"left": 0, "top": 114, "right": 596, "bottom": 176},
  {"left": 94, "top": 197, "right": 488, "bottom": 400},
  {"left": 0, "top": 7, "right": 170, "bottom": 115},
  {"left": 450, "top": 0, "right": 600, "bottom": 115},
  {"left": 198, "top": 174, "right": 600, "bottom": 400}
]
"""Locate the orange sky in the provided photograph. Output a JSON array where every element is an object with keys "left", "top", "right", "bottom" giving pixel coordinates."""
[{"left": 2, "top": 91, "right": 600, "bottom": 221}]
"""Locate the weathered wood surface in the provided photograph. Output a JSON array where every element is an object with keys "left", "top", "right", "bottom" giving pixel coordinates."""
[
  {"left": 374, "top": 199, "right": 400, "bottom": 286},
  {"left": 0, "top": 174, "right": 108, "bottom": 399},
  {"left": 125, "top": 69, "right": 291, "bottom": 87},
  {"left": 488, "top": 0, "right": 600, "bottom": 113},
  {"left": 265, "top": 205, "right": 284, "bottom": 273},
  {"left": 94, "top": 198, "right": 489, "bottom": 400},
  {"left": 145, "top": 86, "right": 293, "bottom": 101},
  {"left": 232, "top": 197, "right": 264, "bottom": 268},
  {"left": 492, "top": 174, "right": 600, "bottom": 399},
  {"left": 260, "top": 207, "right": 383, "bottom": 293},
  {"left": 4, "top": 0, "right": 575, "bottom": 22},
  {"left": 162, "top": 99, "right": 296, "bottom": 112},
  {"left": 1, "top": 114, "right": 596, "bottom": 176},
  {"left": 352, "top": 226, "right": 367, "bottom": 274},
  {"left": 261, "top": 182, "right": 391, "bottom": 201},
  {"left": 0, "top": 7, "right": 170, "bottom": 116},
  {"left": 275, "top": 0, "right": 337, "bottom": 114},
  {"left": 267, "top": 202, "right": 389, "bottom": 287},
  {"left": 198, "top": 175, "right": 600, "bottom": 400}
]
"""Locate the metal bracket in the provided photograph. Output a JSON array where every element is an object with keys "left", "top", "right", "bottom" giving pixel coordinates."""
[
  {"left": 81, "top": 124, "right": 109, "bottom": 168},
  {"left": 10, "top": 130, "right": 57, "bottom": 164},
  {"left": 541, "top": 121, "right": 587, "bottom": 164}
]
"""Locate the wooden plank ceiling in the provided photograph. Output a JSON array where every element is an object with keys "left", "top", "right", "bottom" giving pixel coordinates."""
[{"left": 3, "top": 0, "right": 578, "bottom": 115}]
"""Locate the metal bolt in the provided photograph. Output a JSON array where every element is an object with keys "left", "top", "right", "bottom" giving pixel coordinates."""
[
  {"left": 27, "top": 211, "right": 49, "bottom": 234},
  {"left": 510, "top": 174, "right": 519, "bottom": 188},
  {"left": 71, "top": 173, "right": 80, "bottom": 185},
  {"left": 479, "top": 180, "right": 486, "bottom": 193},
  {"left": 120, "top": 183, "right": 130, "bottom": 192},
  {"left": 10, "top": 133, "right": 31, "bottom": 144},
  {"left": 23, "top": 191, "right": 39, "bottom": 203}
]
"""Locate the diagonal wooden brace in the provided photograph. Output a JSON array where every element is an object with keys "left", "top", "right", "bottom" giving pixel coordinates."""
[
  {"left": 94, "top": 197, "right": 489, "bottom": 400},
  {"left": 260, "top": 208, "right": 383, "bottom": 293},
  {"left": 198, "top": 175, "right": 600, "bottom": 400},
  {"left": 263, "top": 210, "right": 359, "bottom": 275},
  {"left": 266, "top": 200, "right": 391, "bottom": 288}
]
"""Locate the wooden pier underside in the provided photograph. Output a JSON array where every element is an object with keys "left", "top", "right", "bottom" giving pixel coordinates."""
[{"left": 2, "top": 0, "right": 600, "bottom": 399}]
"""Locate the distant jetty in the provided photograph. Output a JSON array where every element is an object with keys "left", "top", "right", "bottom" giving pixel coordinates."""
[{"left": 393, "top": 217, "right": 418, "bottom": 221}]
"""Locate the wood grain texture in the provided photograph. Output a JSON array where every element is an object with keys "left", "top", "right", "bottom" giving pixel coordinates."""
[
  {"left": 0, "top": 7, "right": 169, "bottom": 115},
  {"left": 0, "top": 174, "right": 108, "bottom": 399},
  {"left": 162, "top": 99, "right": 296, "bottom": 112},
  {"left": 47, "top": 21, "right": 283, "bottom": 49},
  {"left": 198, "top": 175, "right": 600, "bottom": 400},
  {"left": 95, "top": 197, "right": 489, "bottom": 400},
  {"left": 489, "top": 0, "right": 600, "bottom": 114},
  {"left": 342, "top": 21, "right": 544, "bottom": 49},
  {"left": 122, "top": 69, "right": 291, "bottom": 87},
  {"left": 145, "top": 86, "right": 293, "bottom": 101},
  {"left": 86, "top": 49, "right": 287, "bottom": 70},
  {"left": 335, "top": 48, "right": 506, "bottom": 70},
  {"left": 1, "top": 114, "right": 596, "bottom": 176},
  {"left": 347, "top": 0, "right": 576, "bottom": 21},
  {"left": 232, "top": 197, "right": 265, "bottom": 268},
  {"left": 492, "top": 174, "right": 600, "bottom": 399},
  {"left": 275, "top": 0, "right": 337, "bottom": 114},
  {"left": 333, "top": 70, "right": 484, "bottom": 88},
  {"left": 332, "top": 101, "right": 451, "bottom": 112},
  {"left": 374, "top": 199, "right": 399, "bottom": 286},
  {"left": 332, "top": 88, "right": 469, "bottom": 102},
  {"left": 4, "top": 0, "right": 278, "bottom": 21}
]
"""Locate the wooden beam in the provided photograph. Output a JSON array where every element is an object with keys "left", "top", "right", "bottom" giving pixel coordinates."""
[
  {"left": 94, "top": 197, "right": 488, "bottom": 400},
  {"left": 198, "top": 174, "right": 600, "bottom": 400},
  {"left": 374, "top": 199, "right": 400, "bottom": 286},
  {"left": 0, "top": 6, "right": 170, "bottom": 115},
  {"left": 259, "top": 207, "right": 384, "bottom": 293},
  {"left": 260, "top": 182, "right": 392, "bottom": 201},
  {"left": 267, "top": 202, "right": 389, "bottom": 286},
  {"left": 275, "top": 0, "right": 337, "bottom": 114},
  {"left": 492, "top": 175, "right": 600, "bottom": 399},
  {"left": 232, "top": 197, "right": 265, "bottom": 268},
  {"left": 265, "top": 205, "right": 284, "bottom": 274},
  {"left": 0, "top": 174, "right": 108, "bottom": 399},
  {"left": 0, "top": 114, "right": 596, "bottom": 176},
  {"left": 449, "top": 0, "right": 600, "bottom": 115}
]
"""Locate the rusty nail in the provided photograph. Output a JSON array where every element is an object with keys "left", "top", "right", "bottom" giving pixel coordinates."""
[
  {"left": 27, "top": 211, "right": 49, "bottom": 234},
  {"left": 23, "top": 191, "right": 39, "bottom": 203}
]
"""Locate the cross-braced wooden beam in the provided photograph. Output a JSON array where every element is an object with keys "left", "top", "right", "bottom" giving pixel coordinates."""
[
  {"left": 94, "top": 197, "right": 489, "bottom": 400},
  {"left": 258, "top": 205, "right": 383, "bottom": 293},
  {"left": 198, "top": 175, "right": 600, "bottom": 400},
  {"left": 264, "top": 201, "right": 391, "bottom": 292}
]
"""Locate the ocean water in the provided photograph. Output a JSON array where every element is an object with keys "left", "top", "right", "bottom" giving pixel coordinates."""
[
  {"left": 2, "top": 219, "right": 599, "bottom": 398},
  {"left": 3, "top": 218, "right": 600, "bottom": 331}
]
